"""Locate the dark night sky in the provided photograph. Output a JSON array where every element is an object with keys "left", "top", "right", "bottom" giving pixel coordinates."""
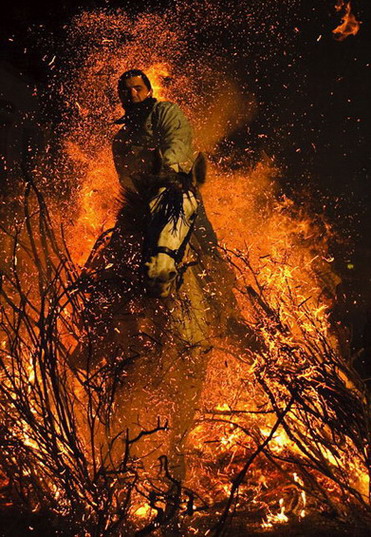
[{"left": 1, "top": 0, "right": 370, "bottom": 360}]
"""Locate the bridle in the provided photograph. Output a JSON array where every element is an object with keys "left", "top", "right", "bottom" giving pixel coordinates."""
[
  {"left": 147, "top": 210, "right": 197, "bottom": 265},
  {"left": 143, "top": 178, "right": 198, "bottom": 268}
]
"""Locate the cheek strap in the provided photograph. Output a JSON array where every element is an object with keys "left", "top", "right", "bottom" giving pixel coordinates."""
[
  {"left": 146, "top": 211, "right": 198, "bottom": 265},
  {"left": 151, "top": 245, "right": 178, "bottom": 261}
]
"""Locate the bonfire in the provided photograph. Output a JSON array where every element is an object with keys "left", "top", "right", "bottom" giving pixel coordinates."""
[{"left": 0, "top": 3, "right": 368, "bottom": 537}]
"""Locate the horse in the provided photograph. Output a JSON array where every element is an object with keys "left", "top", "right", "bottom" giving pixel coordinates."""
[
  {"left": 123, "top": 158, "right": 201, "bottom": 299},
  {"left": 72, "top": 154, "right": 223, "bottom": 490}
]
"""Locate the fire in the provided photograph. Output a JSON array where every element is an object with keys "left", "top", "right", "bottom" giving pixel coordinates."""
[
  {"left": 262, "top": 498, "right": 289, "bottom": 528},
  {"left": 332, "top": 1, "right": 361, "bottom": 41},
  {"left": 145, "top": 62, "right": 173, "bottom": 101},
  {"left": 0, "top": 5, "right": 369, "bottom": 536},
  {"left": 134, "top": 503, "right": 155, "bottom": 519},
  {"left": 293, "top": 472, "right": 307, "bottom": 518}
]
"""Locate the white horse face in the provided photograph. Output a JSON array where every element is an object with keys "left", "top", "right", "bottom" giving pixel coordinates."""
[{"left": 144, "top": 187, "right": 198, "bottom": 297}]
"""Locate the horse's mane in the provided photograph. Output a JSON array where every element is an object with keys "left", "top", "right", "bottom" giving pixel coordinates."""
[
  {"left": 117, "top": 171, "right": 195, "bottom": 232},
  {"left": 150, "top": 183, "right": 187, "bottom": 231}
]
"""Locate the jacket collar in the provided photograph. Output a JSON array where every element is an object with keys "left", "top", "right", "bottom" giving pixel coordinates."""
[{"left": 115, "top": 97, "right": 157, "bottom": 125}]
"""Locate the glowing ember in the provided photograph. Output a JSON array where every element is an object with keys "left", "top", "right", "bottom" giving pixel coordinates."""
[
  {"left": 262, "top": 498, "right": 289, "bottom": 528},
  {"left": 134, "top": 503, "right": 155, "bottom": 519},
  {"left": 332, "top": 1, "right": 361, "bottom": 41}
]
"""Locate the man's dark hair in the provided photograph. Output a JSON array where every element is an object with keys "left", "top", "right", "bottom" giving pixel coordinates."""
[{"left": 118, "top": 69, "right": 152, "bottom": 91}]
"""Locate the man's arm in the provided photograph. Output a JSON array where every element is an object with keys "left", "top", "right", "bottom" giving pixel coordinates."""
[{"left": 155, "top": 102, "right": 194, "bottom": 172}]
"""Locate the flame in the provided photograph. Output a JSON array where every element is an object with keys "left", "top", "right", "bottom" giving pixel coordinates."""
[
  {"left": 332, "top": 1, "right": 361, "bottom": 41},
  {"left": 134, "top": 503, "right": 155, "bottom": 519},
  {"left": 293, "top": 472, "right": 307, "bottom": 518},
  {"left": 262, "top": 498, "right": 289, "bottom": 528},
  {"left": 0, "top": 5, "right": 369, "bottom": 533},
  {"left": 145, "top": 62, "right": 173, "bottom": 101}
]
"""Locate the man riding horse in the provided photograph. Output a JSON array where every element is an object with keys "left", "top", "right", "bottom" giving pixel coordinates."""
[
  {"left": 112, "top": 69, "right": 219, "bottom": 259},
  {"left": 112, "top": 69, "right": 257, "bottom": 345},
  {"left": 108, "top": 70, "right": 259, "bottom": 529}
]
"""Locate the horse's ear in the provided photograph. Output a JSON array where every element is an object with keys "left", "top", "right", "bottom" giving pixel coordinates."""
[
  {"left": 192, "top": 152, "right": 207, "bottom": 185},
  {"left": 152, "top": 148, "right": 163, "bottom": 175}
]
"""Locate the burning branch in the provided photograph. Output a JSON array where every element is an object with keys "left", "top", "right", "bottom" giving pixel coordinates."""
[
  {"left": 0, "top": 173, "right": 370, "bottom": 536},
  {"left": 211, "top": 394, "right": 297, "bottom": 536},
  {"left": 0, "top": 176, "right": 176, "bottom": 535},
  {"left": 187, "top": 243, "right": 370, "bottom": 534}
]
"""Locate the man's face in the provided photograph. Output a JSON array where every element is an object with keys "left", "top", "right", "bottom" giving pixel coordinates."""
[{"left": 119, "top": 76, "right": 153, "bottom": 107}]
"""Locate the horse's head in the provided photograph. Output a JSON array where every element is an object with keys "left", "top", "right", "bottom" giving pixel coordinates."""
[{"left": 142, "top": 153, "right": 206, "bottom": 298}]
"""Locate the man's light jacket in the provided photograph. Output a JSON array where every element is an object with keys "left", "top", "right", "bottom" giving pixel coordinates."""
[{"left": 113, "top": 100, "right": 195, "bottom": 184}]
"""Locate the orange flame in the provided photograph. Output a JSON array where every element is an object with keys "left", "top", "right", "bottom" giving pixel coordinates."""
[
  {"left": 332, "top": 1, "right": 361, "bottom": 41},
  {"left": 0, "top": 8, "right": 369, "bottom": 531}
]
